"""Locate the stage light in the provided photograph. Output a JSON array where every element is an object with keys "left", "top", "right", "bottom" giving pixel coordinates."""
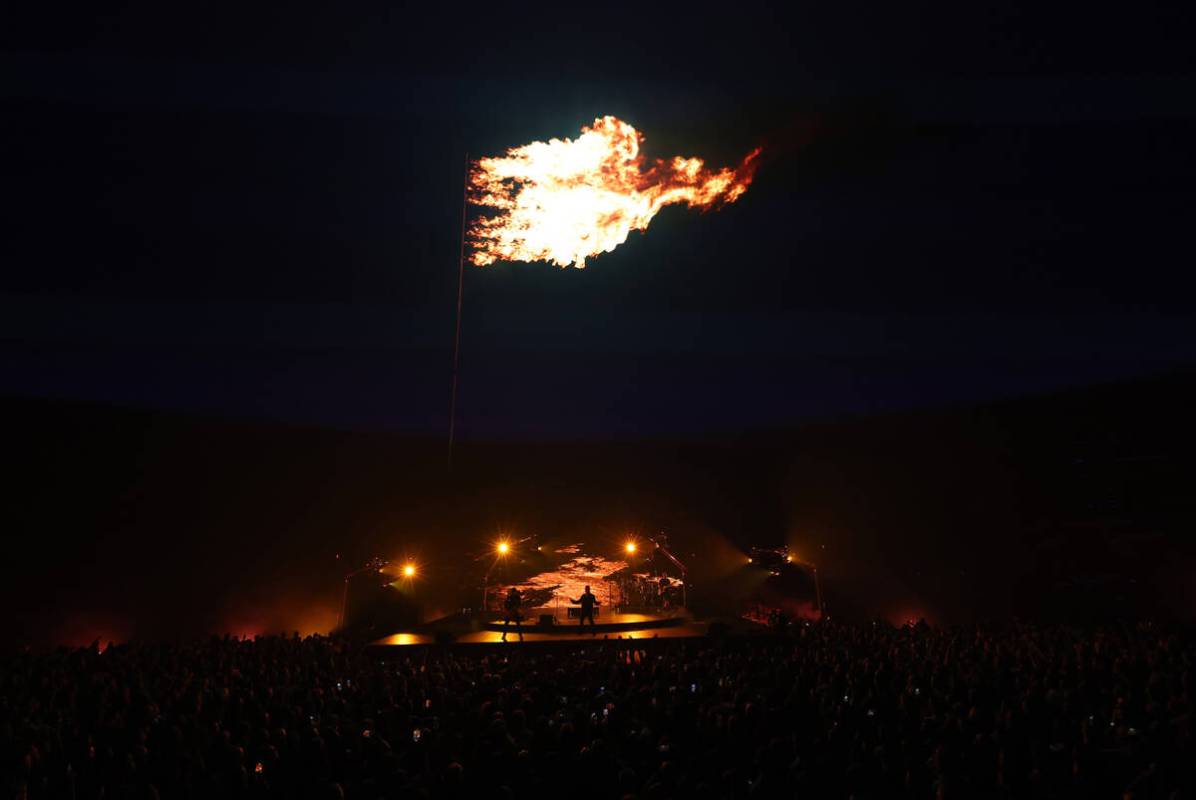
[
  {"left": 747, "top": 557, "right": 753, "bottom": 563},
  {"left": 497, "top": 541, "right": 510, "bottom": 555},
  {"left": 625, "top": 542, "right": 637, "bottom": 555},
  {"left": 403, "top": 563, "right": 416, "bottom": 578},
  {"left": 786, "top": 555, "right": 793, "bottom": 563}
]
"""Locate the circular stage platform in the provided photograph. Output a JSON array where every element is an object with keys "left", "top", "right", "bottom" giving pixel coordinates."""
[{"left": 368, "top": 608, "right": 726, "bottom": 649}]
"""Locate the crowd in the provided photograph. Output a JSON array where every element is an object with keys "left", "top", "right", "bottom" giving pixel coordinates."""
[{"left": 2, "top": 622, "right": 1192, "bottom": 799}]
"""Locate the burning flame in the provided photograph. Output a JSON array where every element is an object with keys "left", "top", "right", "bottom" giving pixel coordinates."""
[{"left": 469, "top": 116, "right": 761, "bottom": 268}]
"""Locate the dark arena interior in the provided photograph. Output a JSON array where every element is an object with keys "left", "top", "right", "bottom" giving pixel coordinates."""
[
  {"left": 4, "top": 374, "right": 1195, "bottom": 798},
  {"left": 4, "top": 2, "right": 1196, "bottom": 799}
]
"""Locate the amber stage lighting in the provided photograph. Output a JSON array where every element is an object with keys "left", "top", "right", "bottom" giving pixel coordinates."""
[
  {"left": 403, "top": 563, "right": 416, "bottom": 578},
  {"left": 497, "top": 541, "right": 510, "bottom": 555},
  {"left": 625, "top": 541, "right": 638, "bottom": 555}
]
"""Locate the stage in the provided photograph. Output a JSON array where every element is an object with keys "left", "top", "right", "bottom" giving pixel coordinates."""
[
  {"left": 368, "top": 607, "right": 718, "bottom": 649},
  {"left": 359, "top": 535, "right": 711, "bottom": 649}
]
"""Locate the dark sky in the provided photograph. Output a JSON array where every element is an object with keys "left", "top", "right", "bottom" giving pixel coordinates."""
[{"left": 4, "top": 2, "right": 1194, "bottom": 438}]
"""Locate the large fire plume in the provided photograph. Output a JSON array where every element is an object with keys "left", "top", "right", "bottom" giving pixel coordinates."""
[{"left": 469, "top": 116, "right": 761, "bottom": 268}]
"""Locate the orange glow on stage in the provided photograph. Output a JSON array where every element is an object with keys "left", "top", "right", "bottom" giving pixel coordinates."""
[
  {"left": 625, "top": 541, "right": 638, "bottom": 555},
  {"left": 403, "top": 563, "right": 416, "bottom": 578},
  {"left": 496, "top": 540, "right": 510, "bottom": 555}
]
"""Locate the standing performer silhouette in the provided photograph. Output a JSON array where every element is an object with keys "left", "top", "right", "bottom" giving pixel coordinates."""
[
  {"left": 502, "top": 587, "right": 524, "bottom": 642},
  {"left": 571, "top": 585, "right": 599, "bottom": 631}
]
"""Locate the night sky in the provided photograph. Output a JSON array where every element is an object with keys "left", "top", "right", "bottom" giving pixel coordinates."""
[{"left": 4, "top": 2, "right": 1195, "bottom": 438}]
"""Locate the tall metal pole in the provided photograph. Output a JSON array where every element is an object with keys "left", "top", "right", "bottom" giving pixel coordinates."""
[
  {"left": 448, "top": 153, "right": 470, "bottom": 468},
  {"left": 338, "top": 577, "right": 350, "bottom": 630},
  {"left": 792, "top": 556, "right": 825, "bottom": 619},
  {"left": 812, "top": 566, "right": 824, "bottom": 619}
]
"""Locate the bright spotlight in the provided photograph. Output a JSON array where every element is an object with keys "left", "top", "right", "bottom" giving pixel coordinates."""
[
  {"left": 497, "top": 541, "right": 510, "bottom": 555},
  {"left": 403, "top": 563, "right": 416, "bottom": 578},
  {"left": 625, "top": 542, "right": 637, "bottom": 555},
  {"left": 786, "top": 555, "right": 793, "bottom": 563}
]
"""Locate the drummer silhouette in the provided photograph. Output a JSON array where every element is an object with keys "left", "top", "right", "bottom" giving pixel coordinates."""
[{"left": 571, "top": 585, "right": 599, "bottom": 630}]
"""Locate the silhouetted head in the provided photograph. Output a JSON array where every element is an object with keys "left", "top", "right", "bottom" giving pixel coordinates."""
[{"left": 584, "top": 585, "right": 590, "bottom": 593}]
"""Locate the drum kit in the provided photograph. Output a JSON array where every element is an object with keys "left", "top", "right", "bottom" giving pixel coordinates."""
[{"left": 616, "top": 573, "right": 682, "bottom": 609}]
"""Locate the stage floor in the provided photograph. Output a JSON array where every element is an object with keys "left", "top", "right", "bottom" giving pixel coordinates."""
[
  {"left": 371, "top": 621, "right": 709, "bottom": 647},
  {"left": 482, "top": 608, "right": 686, "bottom": 629},
  {"left": 369, "top": 608, "right": 706, "bottom": 648}
]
